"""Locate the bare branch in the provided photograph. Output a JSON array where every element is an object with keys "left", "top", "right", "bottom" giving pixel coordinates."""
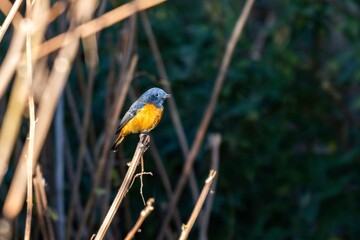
[
  {"left": 179, "top": 170, "right": 217, "bottom": 240},
  {"left": 0, "top": 0, "right": 23, "bottom": 42},
  {"left": 33, "top": 166, "right": 56, "bottom": 240},
  {"left": 124, "top": 198, "right": 155, "bottom": 240},
  {"left": 199, "top": 134, "right": 221, "bottom": 240},
  {"left": 24, "top": 0, "right": 35, "bottom": 238},
  {"left": 93, "top": 134, "right": 151, "bottom": 240}
]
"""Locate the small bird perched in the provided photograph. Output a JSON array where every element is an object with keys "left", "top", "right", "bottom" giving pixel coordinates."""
[{"left": 112, "top": 87, "right": 170, "bottom": 151}]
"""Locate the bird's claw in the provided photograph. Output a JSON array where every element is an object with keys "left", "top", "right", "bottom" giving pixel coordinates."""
[{"left": 139, "top": 133, "right": 150, "bottom": 149}]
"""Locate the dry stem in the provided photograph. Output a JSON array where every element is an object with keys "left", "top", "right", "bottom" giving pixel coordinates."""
[
  {"left": 157, "top": 0, "right": 254, "bottom": 238},
  {"left": 0, "top": 0, "right": 24, "bottom": 28},
  {"left": 0, "top": 24, "right": 26, "bottom": 99},
  {"left": 178, "top": 170, "right": 217, "bottom": 240},
  {"left": 93, "top": 134, "right": 151, "bottom": 240},
  {"left": 33, "top": 166, "right": 55, "bottom": 240},
  {"left": 199, "top": 134, "right": 221, "bottom": 240},
  {"left": 24, "top": 1, "right": 35, "bottom": 238},
  {"left": 124, "top": 198, "right": 155, "bottom": 240},
  {"left": 0, "top": 0, "right": 23, "bottom": 42},
  {"left": 129, "top": 157, "right": 153, "bottom": 206},
  {"left": 0, "top": 25, "right": 27, "bottom": 187}
]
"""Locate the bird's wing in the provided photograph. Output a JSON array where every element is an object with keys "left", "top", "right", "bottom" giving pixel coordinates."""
[{"left": 115, "top": 101, "right": 145, "bottom": 135}]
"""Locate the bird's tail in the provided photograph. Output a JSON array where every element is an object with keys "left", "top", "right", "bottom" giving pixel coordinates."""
[{"left": 112, "top": 135, "right": 124, "bottom": 152}]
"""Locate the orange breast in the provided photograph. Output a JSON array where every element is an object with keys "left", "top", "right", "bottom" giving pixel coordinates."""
[{"left": 120, "top": 104, "right": 163, "bottom": 137}]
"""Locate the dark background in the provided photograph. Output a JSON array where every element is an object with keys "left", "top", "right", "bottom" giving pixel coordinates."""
[{"left": 1, "top": 0, "right": 360, "bottom": 239}]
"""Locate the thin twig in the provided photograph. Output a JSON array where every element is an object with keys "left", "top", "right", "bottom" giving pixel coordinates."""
[
  {"left": 179, "top": 170, "right": 217, "bottom": 240},
  {"left": 0, "top": 0, "right": 24, "bottom": 28},
  {"left": 24, "top": 0, "right": 35, "bottom": 239},
  {"left": 199, "top": 134, "right": 221, "bottom": 240},
  {"left": 33, "top": 168, "right": 50, "bottom": 240},
  {"left": 33, "top": 166, "right": 56, "bottom": 240},
  {"left": 124, "top": 198, "right": 155, "bottom": 240},
  {"left": 0, "top": 0, "right": 23, "bottom": 42},
  {"left": 129, "top": 157, "right": 153, "bottom": 205},
  {"left": 93, "top": 134, "right": 151, "bottom": 240},
  {"left": 157, "top": 0, "right": 255, "bottom": 238}
]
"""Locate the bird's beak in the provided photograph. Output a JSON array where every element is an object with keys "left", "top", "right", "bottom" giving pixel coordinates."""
[{"left": 164, "top": 93, "right": 171, "bottom": 99}]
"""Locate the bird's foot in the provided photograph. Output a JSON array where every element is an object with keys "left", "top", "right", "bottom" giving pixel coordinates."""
[{"left": 139, "top": 133, "right": 150, "bottom": 149}]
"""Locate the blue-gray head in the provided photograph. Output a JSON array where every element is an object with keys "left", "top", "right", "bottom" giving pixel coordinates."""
[{"left": 139, "top": 87, "right": 170, "bottom": 108}]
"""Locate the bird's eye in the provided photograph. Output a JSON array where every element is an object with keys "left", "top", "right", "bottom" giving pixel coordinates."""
[{"left": 155, "top": 93, "right": 159, "bottom": 97}]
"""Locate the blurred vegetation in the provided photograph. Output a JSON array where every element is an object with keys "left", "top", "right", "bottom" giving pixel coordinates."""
[
  {"left": 140, "top": 0, "right": 360, "bottom": 239},
  {"left": 1, "top": 0, "right": 360, "bottom": 239}
]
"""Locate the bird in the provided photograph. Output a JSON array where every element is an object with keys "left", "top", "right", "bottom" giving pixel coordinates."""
[{"left": 112, "top": 87, "right": 170, "bottom": 151}]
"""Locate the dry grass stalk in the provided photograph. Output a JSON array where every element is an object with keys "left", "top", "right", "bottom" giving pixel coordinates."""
[
  {"left": 157, "top": 0, "right": 255, "bottom": 238},
  {"left": 33, "top": 166, "right": 55, "bottom": 240},
  {"left": 24, "top": 0, "right": 35, "bottom": 238},
  {"left": 0, "top": 0, "right": 23, "bottom": 42},
  {"left": 124, "top": 198, "right": 155, "bottom": 240},
  {"left": 179, "top": 170, "right": 217, "bottom": 240},
  {"left": 199, "top": 134, "right": 221, "bottom": 240},
  {"left": 0, "top": 0, "right": 24, "bottom": 28},
  {"left": 93, "top": 134, "right": 151, "bottom": 240},
  {"left": 0, "top": 25, "right": 27, "bottom": 186}
]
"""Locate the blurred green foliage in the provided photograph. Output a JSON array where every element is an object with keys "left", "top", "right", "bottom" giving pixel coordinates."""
[{"left": 132, "top": 0, "right": 360, "bottom": 239}]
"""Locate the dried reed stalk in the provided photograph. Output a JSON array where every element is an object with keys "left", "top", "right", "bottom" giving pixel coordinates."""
[
  {"left": 179, "top": 170, "right": 217, "bottom": 240},
  {"left": 157, "top": 0, "right": 255, "bottom": 238},
  {"left": 124, "top": 198, "right": 155, "bottom": 240},
  {"left": 0, "top": 0, "right": 23, "bottom": 42},
  {"left": 33, "top": 166, "right": 55, "bottom": 240},
  {"left": 24, "top": 0, "right": 35, "bottom": 238},
  {"left": 0, "top": 27, "right": 27, "bottom": 186},
  {"left": 199, "top": 134, "right": 221, "bottom": 240},
  {"left": 0, "top": 0, "right": 24, "bottom": 28},
  {"left": 93, "top": 134, "right": 151, "bottom": 240}
]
